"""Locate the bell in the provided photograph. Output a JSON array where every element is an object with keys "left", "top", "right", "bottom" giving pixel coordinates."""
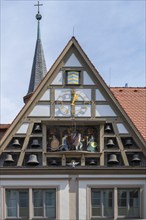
[
  {"left": 132, "top": 154, "right": 141, "bottom": 163},
  {"left": 51, "top": 159, "right": 57, "bottom": 166},
  {"left": 125, "top": 138, "right": 133, "bottom": 146},
  {"left": 105, "top": 124, "right": 112, "bottom": 132},
  {"left": 27, "top": 154, "right": 39, "bottom": 166},
  {"left": 89, "top": 159, "right": 96, "bottom": 165},
  {"left": 34, "top": 124, "right": 42, "bottom": 132},
  {"left": 31, "top": 139, "right": 40, "bottom": 147},
  {"left": 106, "top": 139, "right": 115, "bottom": 147},
  {"left": 5, "top": 154, "right": 14, "bottom": 163},
  {"left": 12, "top": 139, "right": 20, "bottom": 147},
  {"left": 108, "top": 154, "right": 119, "bottom": 165}
]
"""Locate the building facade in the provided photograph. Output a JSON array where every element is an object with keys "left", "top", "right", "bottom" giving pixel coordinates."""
[{"left": 0, "top": 7, "right": 146, "bottom": 220}]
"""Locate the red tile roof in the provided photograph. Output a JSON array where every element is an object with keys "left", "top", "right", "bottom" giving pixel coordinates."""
[
  {"left": 0, "top": 124, "right": 10, "bottom": 129},
  {"left": 111, "top": 87, "right": 146, "bottom": 141}
]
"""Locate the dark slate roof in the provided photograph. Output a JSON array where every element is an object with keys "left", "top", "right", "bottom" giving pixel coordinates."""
[{"left": 27, "top": 37, "right": 47, "bottom": 95}]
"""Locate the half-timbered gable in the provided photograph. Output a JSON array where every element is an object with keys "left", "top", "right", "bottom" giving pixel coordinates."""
[{"left": 0, "top": 6, "right": 146, "bottom": 220}]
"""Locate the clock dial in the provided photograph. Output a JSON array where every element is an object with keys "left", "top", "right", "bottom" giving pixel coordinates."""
[{"left": 54, "top": 89, "right": 91, "bottom": 117}]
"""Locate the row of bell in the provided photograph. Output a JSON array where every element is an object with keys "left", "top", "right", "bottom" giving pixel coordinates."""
[
  {"left": 4, "top": 155, "right": 98, "bottom": 166},
  {"left": 104, "top": 125, "right": 133, "bottom": 146},
  {"left": 108, "top": 154, "right": 141, "bottom": 165},
  {"left": 106, "top": 138, "right": 133, "bottom": 147},
  {"left": 11, "top": 124, "right": 41, "bottom": 147},
  {"left": 12, "top": 138, "right": 133, "bottom": 149},
  {"left": 5, "top": 154, "right": 39, "bottom": 166},
  {"left": 50, "top": 158, "right": 97, "bottom": 166},
  {"left": 4, "top": 154, "right": 141, "bottom": 166},
  {"left": 12, "top": 139, "right": 40, "bottom": 147}
]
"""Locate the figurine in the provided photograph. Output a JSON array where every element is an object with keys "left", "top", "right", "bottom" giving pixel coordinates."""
[
  {"left": 72, "top": 132, "right": 83, "bottom": 150},
  {"left": 67, "top": 160, "right": 79, "bottom": 168},
  {"left": 87, "top": 135, "right": 97, "bottom": 152},
  {"left": 50, "top": 135, "right": 60, "bottom": 151},
  {"left": 60, "top": 134, "right": 69, "bottom": 151}
]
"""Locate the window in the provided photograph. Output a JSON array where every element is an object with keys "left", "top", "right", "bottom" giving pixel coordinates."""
[
  {"left": 6, "top": 189, "right": 29, "bottom": 218},
  {"left": 91, "top": 188, "right": 141, "bottom": 219},
  {"left": 91, "top": 189, "right": 114, "bottom": 217},
  {"left": 33, "top": 189, "right": 56, "bottom": 218},
  {"left": 5, "top": 188, "right": 57, "bottom": 219},
  {"left": 118, "top": 189, "right": 140, "bottom": 218},
  {"left": 66, "top": 70, "right": 80, "bottom": 85}
]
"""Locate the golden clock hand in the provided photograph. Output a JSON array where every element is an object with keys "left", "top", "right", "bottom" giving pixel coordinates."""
[{"left": 71, "top": 93, "right": 79, "bottom": 106}]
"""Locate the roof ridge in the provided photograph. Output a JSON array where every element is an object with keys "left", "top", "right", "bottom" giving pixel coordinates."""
[{"left": 110, "top": 87, "right": 146, "bottom": 89}]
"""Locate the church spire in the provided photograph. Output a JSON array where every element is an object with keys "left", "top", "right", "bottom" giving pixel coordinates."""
[{"left": 24, "top": 1, "right": 47, "bottom": 103}]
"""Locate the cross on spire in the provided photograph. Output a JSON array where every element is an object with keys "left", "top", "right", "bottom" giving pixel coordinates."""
[{"left": 34, "top": 1, "right": 43, "bottom": 13}]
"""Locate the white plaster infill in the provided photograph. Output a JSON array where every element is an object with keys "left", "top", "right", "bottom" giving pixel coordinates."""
[
  {"left": 0, "top": 174, "right": 69, "bottom": 180},
  {"left": 78, "top": 174, "right": 146, "bottom": 179}
]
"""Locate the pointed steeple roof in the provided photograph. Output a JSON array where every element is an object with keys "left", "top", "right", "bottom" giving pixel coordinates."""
[{"left": 24, "top": 4, "right": 47, "bottom": 103}]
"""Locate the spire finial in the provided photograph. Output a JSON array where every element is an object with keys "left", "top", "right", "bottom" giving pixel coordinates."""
[
  {"left": 34, "top": 1, "right": 43, "bottom": 39},
  {"left": 34, "top": 1, "right": 43, "bottom": 16}
]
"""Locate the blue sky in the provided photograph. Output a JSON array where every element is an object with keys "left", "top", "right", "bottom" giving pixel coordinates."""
[{"left": 1, "top": 0, "right": 146, "bottom": 123}]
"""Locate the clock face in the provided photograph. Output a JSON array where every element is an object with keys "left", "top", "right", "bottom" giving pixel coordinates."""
[{"left": 55, "top": 89, "right": 91, "bottom": 117}]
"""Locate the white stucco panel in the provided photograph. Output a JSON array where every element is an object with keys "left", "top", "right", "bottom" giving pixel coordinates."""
[
  {"left": 83, "top": 71, "right": 95, "bottom": 85},
  {"left": 64, "top": 53, "right": 82, "bottom": 67},
  {"left": 96, "top": 105, "right": 116, "bottom": 117},
  {"left": 95, "top": 89, "right": 106, "bottom": 101},
  {"left": 16, "top": 123, "right": 29, "bottom": 134},
  {"left": 117, "top": 123, "right": 129, "bottom": 134},
  {"left": 51, "top": 71, "right": 63, "bottom": 85},
  {"left": 29, "top": 104, "right": 50, "bottom": 117},
  {"left": 39, "top": 89, "right": 50, "bottom": 101}
]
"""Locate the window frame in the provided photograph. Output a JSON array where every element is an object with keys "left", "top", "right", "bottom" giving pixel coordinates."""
[
  {"left": 4, "top": 187, "right": 58, "bottom": 220},
  {"left": 118, "top": 188, "right": 140, "bottom": 218},
  {"left": 5, "top": 189, "right": 29, "bottom": 218},
  {"left": 88, "top": 185, "right": 143, "bottom": 220},
  {"left": 33, "top": 188, "right": 56, "bottom": 218},
  {"left": 91, "top": 188, "right": 114, "bottom": 218}
]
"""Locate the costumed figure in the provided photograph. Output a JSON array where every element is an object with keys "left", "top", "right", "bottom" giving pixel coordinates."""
[
  {"left": 72, "top": 132, "right": 83, "bottom": 150},
  {"left": 87, "top": 135, "right": 97, "bottom": 152},
  {"left": 60, "top": 134, "right": 69, "bottom": 151}
]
